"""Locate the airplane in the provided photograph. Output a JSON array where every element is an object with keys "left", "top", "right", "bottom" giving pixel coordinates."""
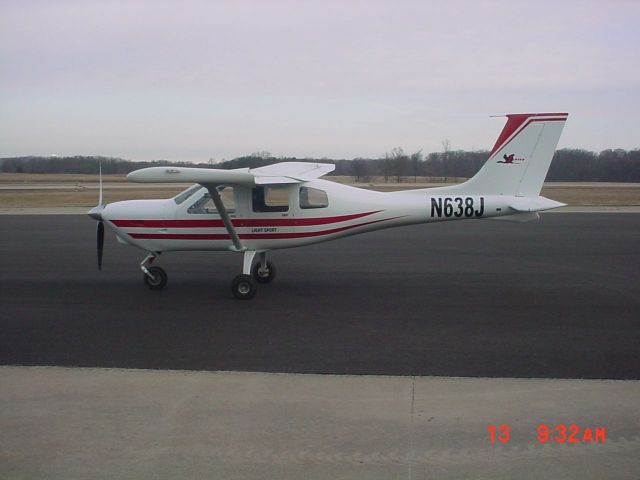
[{"left": 88, "top": 112, "right": 568, "bottom": 299}]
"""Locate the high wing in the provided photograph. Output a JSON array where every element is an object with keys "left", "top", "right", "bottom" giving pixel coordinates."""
[{"left": 126, "top": 161, "right": 335, "bottom": 186}]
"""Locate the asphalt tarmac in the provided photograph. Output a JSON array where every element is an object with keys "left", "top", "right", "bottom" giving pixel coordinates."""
[{"left": 1, "top": 214, "right": 639, "bottom": 379}]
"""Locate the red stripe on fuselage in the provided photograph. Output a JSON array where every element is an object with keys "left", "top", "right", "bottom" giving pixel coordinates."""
[
  {"left": 127, "top": 217, "right": 400, "bottom": 241},
  {"left": 111, "top": 210, "right": 382, "bottom": 229}
]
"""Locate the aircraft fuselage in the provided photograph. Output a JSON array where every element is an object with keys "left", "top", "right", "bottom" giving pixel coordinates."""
[{"left": 101, "top": 179, "right": 550, "bottom": 253}]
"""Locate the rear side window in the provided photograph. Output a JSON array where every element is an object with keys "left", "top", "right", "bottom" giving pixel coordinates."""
[
  {"left": 252, "top": 186, "right": 289, "bottom": 212},
  {"left": 299, "top": 187, "right": 328, "bottom": 209}
]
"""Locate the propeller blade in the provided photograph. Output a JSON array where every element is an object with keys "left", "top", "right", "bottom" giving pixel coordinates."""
[{"left": 97, "top": 220, "right": 104, "bottom": 270}]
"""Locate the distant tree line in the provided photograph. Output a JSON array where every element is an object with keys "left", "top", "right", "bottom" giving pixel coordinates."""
[
  {"left": 0, "top": 156, "right": 194, "bottom": 175},
  {"left": 547, "top": 149, "right": 640, "bottom": 182},
  {"left": 1, "top": 148, "right": 639, "bottom": 182}
]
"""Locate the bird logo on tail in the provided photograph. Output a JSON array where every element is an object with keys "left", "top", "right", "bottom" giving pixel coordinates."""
[{"left": 497, "top": 153, "right": 524, "bottom": 164}]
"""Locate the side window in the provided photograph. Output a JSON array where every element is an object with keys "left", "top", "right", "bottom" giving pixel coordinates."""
[
  {"left": 299, "top": 187, "right": 328, "bottom": 209},
  {"left": 252, "top": 186, "right": 289, "bottom": 213},
  {"left": 188, "top": 186, "right": 235, "bottom": 214}
]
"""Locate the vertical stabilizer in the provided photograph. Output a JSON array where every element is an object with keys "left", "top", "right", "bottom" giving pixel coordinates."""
[{"left": 457, "top": 113, "right": 568, "bottom": 196}]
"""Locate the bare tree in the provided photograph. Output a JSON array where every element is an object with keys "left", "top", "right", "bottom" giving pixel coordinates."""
[
  {"left": 442, "top": 139, "right": 451, "bottom": 183},
  {"left": 396, "top": 148, "right": 408, "bottom": 183},
  {"left": 251, "top": 151, "right": 272, "bottom": 159},
  {"left": 353, "top": 158, "right": 371, "bottom": 183},
  {"left": 410, "top": 149, "right": 423, "bottom": 183},
  {"left": 384, "top": 147, "right": 409, "bottom": 183},
  {"left": 383, "top": 153, "right": 392, "bottom": 183}
]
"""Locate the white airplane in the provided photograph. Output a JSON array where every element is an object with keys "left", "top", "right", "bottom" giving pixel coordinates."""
[{"left": 89, "top": 112, "right": 568, "bottom": 299}]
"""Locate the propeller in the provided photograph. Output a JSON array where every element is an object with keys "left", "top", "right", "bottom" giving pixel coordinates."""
[
  {"left": 97, "top": 220, "right": 104, "bottom": 269},
  {"left": 88, "top": 161, "right": 105, "bottom": 270}
]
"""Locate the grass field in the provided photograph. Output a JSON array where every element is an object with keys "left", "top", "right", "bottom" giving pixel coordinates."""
[
  {"left": 0, "top": 173, "right": 639, "bottom": 207},
  {"left": 0, "top": 173, "right": 129, "bottom": 183}
]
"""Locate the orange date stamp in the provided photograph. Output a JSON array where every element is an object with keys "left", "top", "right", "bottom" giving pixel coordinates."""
[{"left": 487, "top": 424, "right": 606, "bottom": 444}]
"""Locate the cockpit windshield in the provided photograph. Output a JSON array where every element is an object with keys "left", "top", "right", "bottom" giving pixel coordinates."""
[{"left": 173, "top": 184, "right": 202, "bottom": 205}]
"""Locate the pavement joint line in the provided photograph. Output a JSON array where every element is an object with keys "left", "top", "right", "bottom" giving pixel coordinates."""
[{"left": 3, "top": 365, "right": 640, "bottom": 382}]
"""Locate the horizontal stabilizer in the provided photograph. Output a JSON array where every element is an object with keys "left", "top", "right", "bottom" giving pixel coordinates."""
[{"left": 509, "top": 196, "right": 566, "bottom": 212}]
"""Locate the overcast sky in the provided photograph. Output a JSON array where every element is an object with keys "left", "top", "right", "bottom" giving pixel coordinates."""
[{"left": 1, "top": 0, "right": 638, "bottom": 162}]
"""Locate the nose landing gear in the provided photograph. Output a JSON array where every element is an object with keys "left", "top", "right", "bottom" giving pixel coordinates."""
[
  {"left": 144, "top": 266, "right": 167, "bottom": 290},
  {"left": 140, "top": 252, "right": 167, "bottom": 291}
]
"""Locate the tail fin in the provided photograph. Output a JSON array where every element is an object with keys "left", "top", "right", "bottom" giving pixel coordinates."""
[{"left": 459, "top": 113, "right": 568, "bottom": 197}]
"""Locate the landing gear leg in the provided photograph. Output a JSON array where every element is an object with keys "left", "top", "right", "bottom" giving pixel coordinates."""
[
  {"left": 140, "top": 252, "right": 167, "bottom": 290},
  {"left": 230, "top": 250, "right": 258, "bottom": 300}
]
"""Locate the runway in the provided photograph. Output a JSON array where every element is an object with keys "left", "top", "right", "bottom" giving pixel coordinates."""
[{"left": 1, "top": 214, "right": 639, "bottom": 379}]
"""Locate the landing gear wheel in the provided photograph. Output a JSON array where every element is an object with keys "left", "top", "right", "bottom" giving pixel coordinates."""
[
  {"left": 231, "top": 274, "right": 257, "bottom": 300},
  {"left": 252, "top": 261, "right": 277, "bottom": 284},
  {"left": 143, "top": 266, "right": 167, "bottom": 291}
]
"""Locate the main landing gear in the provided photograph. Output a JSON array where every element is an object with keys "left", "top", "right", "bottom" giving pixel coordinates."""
[
  {"left": 139, "top": 250, "right": 275, "bottom": 300},
  {"left": 230, "top": 251, "right": 276, "bottom": 300}
]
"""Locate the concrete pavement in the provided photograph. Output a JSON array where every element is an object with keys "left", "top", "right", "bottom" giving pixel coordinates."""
[{"left": 1, "top": 367, "right": 639, "bottom": 480}]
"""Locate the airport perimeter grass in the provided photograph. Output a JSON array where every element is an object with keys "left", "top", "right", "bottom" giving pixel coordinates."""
[
  {"left": 0, "top": 173, "right": 128, "bottom": 183},
  {"left": 0, "top": 187, "right": 187, "bottom": 208},
  {"left": 0, "top": 173, "right": 639, "bottom": 207}
]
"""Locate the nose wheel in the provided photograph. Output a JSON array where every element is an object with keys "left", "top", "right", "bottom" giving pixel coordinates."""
[
  {"left": 143, "top": 266, "right": 167, "bottom": 290},
  {"left": 140, "top": 252, "right": 167, "bottom": 291}
]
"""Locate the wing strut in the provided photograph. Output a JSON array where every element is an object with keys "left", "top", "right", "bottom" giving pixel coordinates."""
[{"left": 208, "top": 187, "right": 245, "bottom": 252}]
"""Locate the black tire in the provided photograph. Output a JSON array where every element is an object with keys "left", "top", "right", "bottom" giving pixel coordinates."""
[
  {"left": 143, "top": 266, "right": 167, "bottom": 291},
  {"left": 231, "top": 274, "right": 257, "bottom": 300},
  {"left": 252, "top": 261, "right": 277, "bottom": 284}
]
